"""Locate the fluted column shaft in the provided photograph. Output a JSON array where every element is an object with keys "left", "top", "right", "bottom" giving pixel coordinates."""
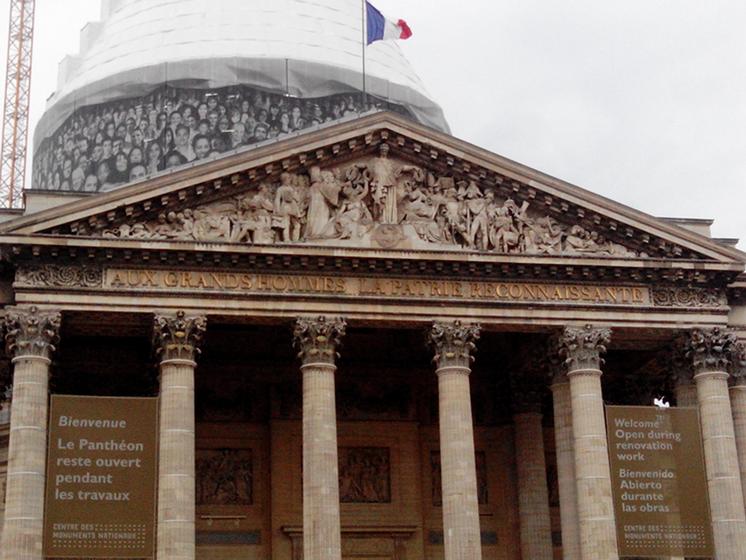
[
  {"left": 675, "top": 383, "right": 698, "bottom": 407},
  {"left": 438, "top": 367, "right": 481, "bottom": 558},
  {"left": 730, "top": 383, "right": 746, "bottom": 523},
  {"left": 688, "top": 328, "right": 746, "bottom": 560},
  {"left": 668, "top": 340, "right": 695, "bottom": 560},
  {"left": 569, "top": 370, "right": 618, "bottom": 560},
  {"left": 157, "top": 360, "right": 196, "bottom": 560},
  {"left": 2, "top": 357, "right": 50, "bottom": 560},
  {"left": 513, "top": 411, "right": 553, "bottom": 560},
  {"left": 429, "top": 321, "right": 482, "bottom": 560},
  {"left": 560, "top": 325, "right": 618, "bottom": 560},
  {"left": 154, "top": 311, "right": 206, "bottom": 560},
  {"left": 302, "top": 361, "right": 341, "bottom": 560},
  {"left": 551, "top": 378, "right": 581, "bottom": 560},
  {"left": 695, "top": 371, "right": 746, "bottom": 557},
  {"left": 294, "top": 316, "right": 346, "bottom": 560},
  {"left": 730, "top": 342, "right": 746, "bottom": 519},
  {"left": 0, "top": 306, "right": 60, "bottom": 560}
]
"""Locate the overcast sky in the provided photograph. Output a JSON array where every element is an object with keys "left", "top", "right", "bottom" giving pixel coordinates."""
[{"left": 0, "top": 0, "right": 743, "bottom": 247}]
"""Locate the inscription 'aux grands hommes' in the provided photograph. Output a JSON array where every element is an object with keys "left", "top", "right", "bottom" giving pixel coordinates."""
[{"left": 106, "top": 268, "right": 650, "bottom": 305}]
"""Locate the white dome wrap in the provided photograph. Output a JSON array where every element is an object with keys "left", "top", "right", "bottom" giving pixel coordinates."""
[{"left": 35, "top": 0, "right": 448, "bottom": 148}]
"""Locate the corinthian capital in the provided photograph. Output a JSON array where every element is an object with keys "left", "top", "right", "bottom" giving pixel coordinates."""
[
  {"left": 293, "top": 316, "right": 346, "bottom": 365},
  {"left": 4, "top": 305, "right": 61, "bottom": 360},
  {"left": 687, "top": 327, "right": 737, "bottom": 375},
  {"left": 730, "top": 341, "right": 746, "bottom": 387},
  {"left": 428, "top": 320, "right": 480, "bottom": 370},
  {"left": 667, "top": 335, "right": 694, "bottom": 386},
  {"left": 546, "top": 335, "right": 566, "bottom": 385},
  {"left": 153, "top": 311, "right": 207, "bottom": 363},
  {"left": 559, "top": 324, "right": 611, "bottom": 372}
]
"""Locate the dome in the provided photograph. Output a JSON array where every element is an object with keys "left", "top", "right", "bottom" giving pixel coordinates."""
[{"left": 32, "top": 0, "right": 448, "bottom": 193}]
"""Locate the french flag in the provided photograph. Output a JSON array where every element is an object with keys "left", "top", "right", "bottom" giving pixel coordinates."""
[{"left": 366, "top": 1, "right": 412, "bottom": 45}]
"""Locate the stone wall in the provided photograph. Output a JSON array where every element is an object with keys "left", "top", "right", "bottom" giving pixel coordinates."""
[{"left": 193, "top": 420, "right": 524, "bottom": 560}]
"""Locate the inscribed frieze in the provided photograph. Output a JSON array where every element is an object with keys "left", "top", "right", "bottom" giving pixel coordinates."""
[{"left": 104, "top": 268, "right": 651, "bottom": 305}]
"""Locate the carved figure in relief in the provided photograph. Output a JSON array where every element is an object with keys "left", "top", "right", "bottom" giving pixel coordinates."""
[
  {"left": 563, "top": 225, "right": 627, "bottom": 256},
  {"left": 226, "top": 206, "right": 246, "bottom": 243},
  {"left": 525, "top": 215, "right": 563, "bottom": 254},
  {"left": 192, "top": 203, "right": 233, "bottom": 242},
  {"left": 565, "top": 225, "right": 592, "bottom": 254},
  {"left": 170, "top": 209, "right": 196, "bottom": 240},
  {"left": 505, "top": 199, "right": 530, "bottom": 251},
  {"left": 432, "top": 176, "right": 460, "bottom": 240},
  {"left": 305, "top": 166, "right": 341, "bottom": 239},
  {"left": 400, "top": 182, "right": 433, "bottom": 222},
  {"left": 428, "top": 173, "right": 455, "bottom": 201},
  {"left": 430, "top": 209, "right": 455, "bottom": 244},
  {"left": 248, "top": 185, "right": 276, "bottom": 244},
  {"left": 370, "top": 143, "right": 399, "bottom": 224},
  {"left": 196, "top": 448, "right": 253, "bottom": 506},
  {"left": 272, "top": 173, "right": 304, "bottom": 242},
  {"left": 99, "top": 148, "right": 641, "bottom": 257},
  {"left": 119, "top": 223, "right": 150, "bottom": 239},
  {"left": 334, "top": 174, "right": 373, "bottom": 240},
  {"left": 338, "top": 447, "right": 391, "bottom": 503},
  {"left": 230, "top": 185, "right": 274, "bottom": 243},
  {"left": 489, "top": 204, "right": 519, "bottom": 253},
  {"left": 153, "top": 213, "right": 178, "bottom": 239},
  {"left": 231, "top": 197, "right": 255, "bottom": 243},
  {"left": 466, "top": 186, "right": 492, "bottom": 250}
]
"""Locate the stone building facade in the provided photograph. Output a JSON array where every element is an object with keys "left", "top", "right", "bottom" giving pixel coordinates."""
[{"left": 0, "top": 112, "right": 744, "bottom": 559}]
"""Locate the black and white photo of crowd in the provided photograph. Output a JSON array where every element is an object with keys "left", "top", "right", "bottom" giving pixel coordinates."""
[{"left": 33, "top": 85, "right": 410, "bottom": 193}]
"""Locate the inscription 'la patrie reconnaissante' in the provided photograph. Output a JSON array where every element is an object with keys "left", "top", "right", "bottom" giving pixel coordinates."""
[{"left": 105, "top": 268, "right": 651, "bottom": 305}]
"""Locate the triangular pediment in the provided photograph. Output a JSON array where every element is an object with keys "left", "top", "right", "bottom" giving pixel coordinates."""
[{"left": 1, "top": 112, "right": 743, "bottom": 266}]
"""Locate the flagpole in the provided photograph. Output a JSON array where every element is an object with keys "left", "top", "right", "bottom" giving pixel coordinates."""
[{"left": 361, "top": 0, "right": 367, "bottom": 111}]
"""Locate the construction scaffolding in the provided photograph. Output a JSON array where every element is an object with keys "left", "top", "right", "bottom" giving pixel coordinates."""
[{"left": 0, "top": 0, "right": 35, "bottom": 208}]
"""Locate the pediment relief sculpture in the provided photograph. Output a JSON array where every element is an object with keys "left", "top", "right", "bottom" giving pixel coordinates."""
[{"left": 98, "top": 144, "right": 639, "bottom": 257}]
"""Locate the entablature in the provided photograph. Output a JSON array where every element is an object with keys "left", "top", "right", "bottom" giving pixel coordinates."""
[
  {"left": 2, "top": 248, "right": 732, "bottom": 333},
  {"left": 0, "top": 234, "right": 742, "bottom": 286}
]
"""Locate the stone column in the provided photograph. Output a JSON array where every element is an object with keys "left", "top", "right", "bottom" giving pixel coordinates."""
[
  {"left": 688, "top": 328, "right": 746, "bottom": 559},
  {"left": 511, "top": 376, "right": 553, "bottom": 560},
  {"left": 674, "top": 379, "right": 698, "bottom": 407},
  {"left": 428, "top": 321, "right": 482, "bottom": 560},
  {"left": 668, "top": 336, "right": 698, "bottom": 407},
  {"left": 0, "top": 306, "right": 60, "bottom": 560},
  {"left": 730, "top": 342, "right": 746, "bottom": 518},
  {"left": 660, "top": 337, "right": 692, "bottom": 560},
  {"left": 293, "top": 316, "right": 346, "bottom": 560},
  {"left": 549, "top": 349, "right": 581, "bottom": 560},
  {"left": 153, "top": 311, "right": 206, "bottom": 560},
  {"left": 559, "top": 325, "right": 618, "bottom": 560},
  {"left": 0, "top": 360, "right": 11, "bottom": 538}
]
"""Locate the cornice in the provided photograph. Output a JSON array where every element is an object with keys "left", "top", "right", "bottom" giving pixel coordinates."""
[{"left": 0, "top": 235, "right": 740, "bottom": 286}]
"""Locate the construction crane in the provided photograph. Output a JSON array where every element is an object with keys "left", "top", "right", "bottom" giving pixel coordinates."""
[{"left": 0, "top": 0, "right": 35, "bottom": 209}]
